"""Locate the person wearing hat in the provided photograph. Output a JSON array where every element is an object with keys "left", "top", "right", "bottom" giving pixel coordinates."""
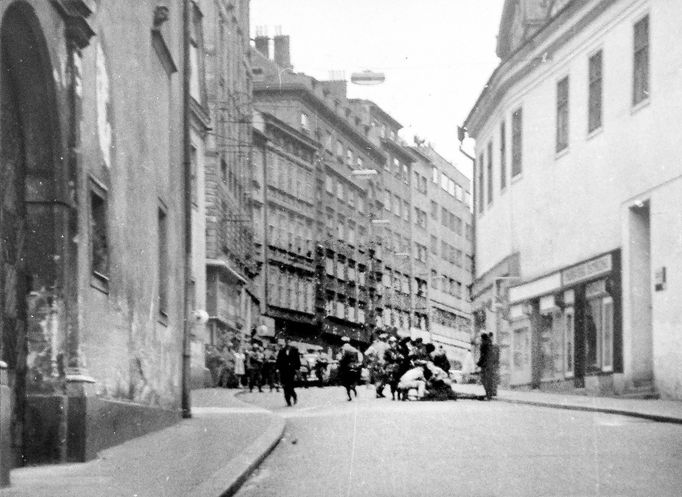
[
  {"left": 276, "top": 337, "right": 301, "bottom": 406},
  {"left": 338, "top": 336, "right": 361, "bottom": 401}
]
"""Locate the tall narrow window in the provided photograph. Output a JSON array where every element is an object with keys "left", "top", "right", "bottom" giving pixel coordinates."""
[
  {"left": 158, "top": 206, "right": 168, "bottom": 316},
  {"left": 588, "top": 50, "right": 603, "bottom": 132},
  {"left": 512, "top": 108, "right": 523, "bottom": 177},
  {"left": 556, "top": 76, "right": 569, "bottom": 152},
  {"left": 633, "top": 15, "right": 649, "bottom": 105},
  {"left": 477, "top": 154, "right": 485, "bottom": 212},
  {"left": 499, "top": 121, "right": 506, "bottom": 190},
  {"left": 487, "top": 141, "right": 493, "bottom": 204},
  {"left": 190, "top": 145, "right": 198, "bottom": 206},
  {"left": 90, "top": 183, "right": 109, "bottom": 284}
]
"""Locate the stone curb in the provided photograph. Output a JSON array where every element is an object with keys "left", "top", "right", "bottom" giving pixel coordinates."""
[
  {"left": 496, "top": 397, "right": 682, "bottom": 425},
  {"left": 192, "top": 393, "right": 286, "bottom": 497}
]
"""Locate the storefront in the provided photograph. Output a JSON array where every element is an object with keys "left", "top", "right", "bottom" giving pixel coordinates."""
[{"left": 507, "top": 250, "right": 622, "bottom": 394}]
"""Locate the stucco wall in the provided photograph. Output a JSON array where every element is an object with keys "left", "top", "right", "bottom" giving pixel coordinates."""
[
  {"left": 77, "top": 1, "right": 185, "bottom": 409},
  {"left": 474, "top": 0, "right": 682, "bottom": 282},
  {"left": 648, "top": 179, "right": 682, "bottom": 399}
]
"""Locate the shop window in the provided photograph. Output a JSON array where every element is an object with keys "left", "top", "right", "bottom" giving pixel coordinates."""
[
  {"left": 602, "top": 297, "right": 614, "bottom": 372},
  {"left": 564, "top": 309, "right": 575, "bottom": 378}
]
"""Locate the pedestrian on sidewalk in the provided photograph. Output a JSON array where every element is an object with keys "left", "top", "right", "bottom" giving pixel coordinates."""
[
  {"left": 339, "top": 336, "right": 361, "bottom": 401},
  {"left": 477, "top": 333, "right": 494, "bottom": 400},
  {"left": 488, "top": 332, "right": 500, "bottom": 397},
  {"left": 276, "top": 337, "right": 301, "bottom": 406},
  {"left": 234, "top": 343, "right": 246, "bottom": 388}
]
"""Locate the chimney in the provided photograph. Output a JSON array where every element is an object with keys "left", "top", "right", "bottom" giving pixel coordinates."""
[
  {"left": 273, "top": 34, "right": 292, "bottom": 70},
  {"left": 254, "top": 35, "right": 269, "bottom": 58}
]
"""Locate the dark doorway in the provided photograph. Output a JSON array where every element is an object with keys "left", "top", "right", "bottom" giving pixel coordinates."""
[{"left": 0, "top": 2, "right": 63, "bottom": 465}]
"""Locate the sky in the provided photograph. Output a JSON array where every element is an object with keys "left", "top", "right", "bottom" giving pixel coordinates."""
[{"left": 250, "top": 0, "right": 506, "bottom": 179}]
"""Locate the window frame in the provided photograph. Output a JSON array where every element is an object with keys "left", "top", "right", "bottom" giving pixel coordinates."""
[
  {"left": 588, "top": 49, "right": 603, "bottom": 133},
  {"left": 556, "top": 76, "right": 570, "bottom": 153},
  {"left": 632, "top": 15, "right": 650, "bottom": 107}
]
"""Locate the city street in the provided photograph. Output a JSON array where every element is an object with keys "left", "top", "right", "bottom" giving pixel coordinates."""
[{"left": 236, "top": 386, "right": 682, "bottom": 497}]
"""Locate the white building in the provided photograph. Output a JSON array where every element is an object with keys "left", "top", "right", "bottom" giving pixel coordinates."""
[{"left": 465, "top": 0, "right": 682, "bottom": 399}]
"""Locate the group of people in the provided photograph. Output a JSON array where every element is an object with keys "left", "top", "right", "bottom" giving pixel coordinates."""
[
  {"left": 208, "top": 330, "right": 499, "bottom": 407},
  {"left": 362, "top": 334, "right": 457, "bottom": 402},
  {"left": 207, "top": 338, "right": 281, "bottom": 393}
]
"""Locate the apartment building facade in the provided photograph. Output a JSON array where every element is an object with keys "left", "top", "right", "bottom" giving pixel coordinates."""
[
  {"left": 252, "top": 111, "right": 319, "bottom": 343},
  {"left": 252, "top": 40, "right": 385, "bottom": 348},
  {"left": 465, "top": 0, "right": 682, "bottom": 399},
  {"left": 411, "top": 145, "right": 473, "bottom": 365},
  {"left": 202, "top": 0, "right": 259, "bottom": 350}
]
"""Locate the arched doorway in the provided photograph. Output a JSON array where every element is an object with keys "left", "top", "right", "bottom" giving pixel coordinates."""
[{"left": 0, "top": 1, "right": 63, "bottom": 466}]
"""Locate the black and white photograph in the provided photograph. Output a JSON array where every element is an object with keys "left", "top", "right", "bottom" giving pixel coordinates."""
[{"left": 0, "top": 1, "right": 681, "bottom": 496}]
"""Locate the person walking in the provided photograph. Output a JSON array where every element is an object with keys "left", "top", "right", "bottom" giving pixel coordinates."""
[
  {"left": 263, "top": 343, "right": 279, "bottom": 392},
  {"left": 246, "top": 339, "right": 265, "bottom": 392},
  {"left": 338, "top": 336, "right": 361, "bottom": 401},
  {"left": 384, "top": 336, "right": 402, "bottom": 400},
  {"left": 276, "top": 337, "right": 301, "bottom": 406},
  {"left": 477, "top": 333, "right": 493, "bottom": 400},
  {"left": 488, "top": 333, "right": 500, "bottom": 397}
]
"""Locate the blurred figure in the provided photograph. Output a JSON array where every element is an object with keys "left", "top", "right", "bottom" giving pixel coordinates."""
[
  {"left": 233, "top": 343, "right": 246, "bottom": 388},
  {"left": 488, "top": 333, "right": 500, "bottom": 397},
  {"left": 263, "top": 343, "right": 279, "bottom": 392},
  {"left": 397, "top": 361, "right": 427, "bottom": 400},
  {"left": 338, "top": 336, "right": 361, "bottom": 401},
  {"left": 477, "top": 333, "right": 493, "bottom": 400},
  {"left": 384, "top": 336, "right": 402, "bottom": 400},
  {"left": 432, "top": 345, "right": 451, "bottom": 373},
  {"left": 276, "top": 337, "right": 301, "bottom": 406},
  {"left": 314, "top": 349, "right": 328, "bottom": 387},
  {"left": 246, "top": 339, "right": 265, "bottom": 392}
]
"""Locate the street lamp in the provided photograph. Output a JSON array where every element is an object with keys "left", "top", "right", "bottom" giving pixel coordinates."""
[{"left": 350, "top": 70, "right": 386, "bottom": 85}]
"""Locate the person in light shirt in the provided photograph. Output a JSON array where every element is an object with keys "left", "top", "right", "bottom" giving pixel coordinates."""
[{"left": 397, "top": 362, "right": 427, "bottom": 400}]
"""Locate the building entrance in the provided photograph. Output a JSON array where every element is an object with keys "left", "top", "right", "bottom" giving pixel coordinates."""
[{"left": 0, "top": 2, "right": 63, "bottom": 465}]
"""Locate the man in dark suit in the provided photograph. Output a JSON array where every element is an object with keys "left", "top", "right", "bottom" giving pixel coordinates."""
[{"left": 276, "top": 337, "right": 301, "bottom": 406}]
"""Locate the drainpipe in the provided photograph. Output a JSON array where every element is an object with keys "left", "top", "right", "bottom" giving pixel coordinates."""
[{"left": 181, "top": 0, "right": 192, "bottom": 419}]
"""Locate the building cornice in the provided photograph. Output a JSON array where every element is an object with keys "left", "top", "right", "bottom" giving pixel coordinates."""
[
  {"left": 254, "top": 83, "right": 386, "bottom": 165},
  {"left": 465, "top": 0, "right": 617, "bottom": 137}
]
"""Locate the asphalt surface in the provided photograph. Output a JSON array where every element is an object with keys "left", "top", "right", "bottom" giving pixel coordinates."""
[{"left": 236, "top": 385, "right": 682, "bottom": 497}]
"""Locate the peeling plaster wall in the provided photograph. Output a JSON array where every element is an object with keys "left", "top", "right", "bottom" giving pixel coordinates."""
[{"left": 75, "top": 1, "right": 186, "bottom": 410}]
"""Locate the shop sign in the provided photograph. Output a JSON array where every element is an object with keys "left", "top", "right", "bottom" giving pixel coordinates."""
[
  {"left": 509, "top": 303, "right": 531, "bottom": 321},
  {"left": 562, "top": 254, "right": 612, "bottom": 287}
]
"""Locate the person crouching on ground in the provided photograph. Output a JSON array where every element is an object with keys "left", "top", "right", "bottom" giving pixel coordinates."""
[
  {"left": 397, "top": 361, "right": 428, "bottom": 400},
  {"left": 276, "top": 337, "right": 301, "bottom": 407},
  {"left": 339, "top": 336, "right": 361, "bottom": 401}
]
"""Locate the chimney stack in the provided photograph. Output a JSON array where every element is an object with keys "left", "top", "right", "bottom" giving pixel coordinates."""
[
  {"left": 273, "top": 34, "right": 292, "bottom": 70},
  {"left": 254, "top": 35, "right": 269, "bottom": 58}
]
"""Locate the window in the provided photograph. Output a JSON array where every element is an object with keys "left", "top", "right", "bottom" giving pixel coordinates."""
[
  {"left": 190, "top": 146, "right": 198, "bottom": 206},
  {"left": 430, "top": 235, "right": 438, "bottom": 254},
  {"left": 441, "top": 240, "right": 448, "bottom": 260},
  {"left": 158, "top": 206, "right": 168, "bottom": 316},
  {"left": 430, "top": 200, "right": 438, "bottom": 219},
  {"left": 90, "top": 184, "right": 109, "bottom": 282},
  {"left": 346, "top": 148, "right": 353, "bottom": 166},
  {"left": 356, "top": 156, "right": 364, "bottom": 169},
  {"left": 511, "top": 108, "right": 523, "bottom": 177},
  {"left": 325, "top": 131, "right": 333, "bottom": 152},
  {"left": 455, "top": 183, "right": 463, "bottom": 201},
  {"left": 499, "top": 121, "right": 506, "bottom": 190},
  {"left": 221, "top": 158, "right": 227, "bottom": 184},
  {"left": 348, "top": 189, "right": 355, "bottom": 207},
  {"left": 415, "top": 243, "right": 427, "bottom": 263},
  {"left": 477, "top": 154, "right": 485, "bottom": 212},
  {"left": 402, "top": 200, "right": 409, "bottom": 221},
  {"left": 633, "top": 15, "right": 649, "bottom": 106},
  {"left": 300, "top": 112, "right": 310, "bottom": 132},
  {"left": 487, "top": 141, "right": 493, "bottom": 204},
  {"left": 432, "top": 166, "right": 439, "bottom": 184},
  {"left": 441, "top": 207, "right": 448, "bottom": 227},
  {"left": 336, "top": 140, "right": 344, "bottom": 158},
  {"left": 430, "top": 270, "right": 438, "bottom": 289},
  {"left": 393, "top": 194, "right": 401, "bottom": 217},
  {"left": 556, "top": 77, "right": 569, "bottom": 152},
  {"left": 588, "top": 50, "right": 603, "bottom": 132},
  {"left": 336, "top": 181, "right": 344, "bottom": 201},
  {"left": 325, "top": 175, "right": 333, "bottom": 193}
]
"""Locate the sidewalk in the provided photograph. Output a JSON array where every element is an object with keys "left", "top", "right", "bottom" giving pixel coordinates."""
[
  {"left": 0, "top": 389, "right": 284, "bottom": 497},
  {"left": 452, "top": 383, "right": 682, "bottom": 424}
]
